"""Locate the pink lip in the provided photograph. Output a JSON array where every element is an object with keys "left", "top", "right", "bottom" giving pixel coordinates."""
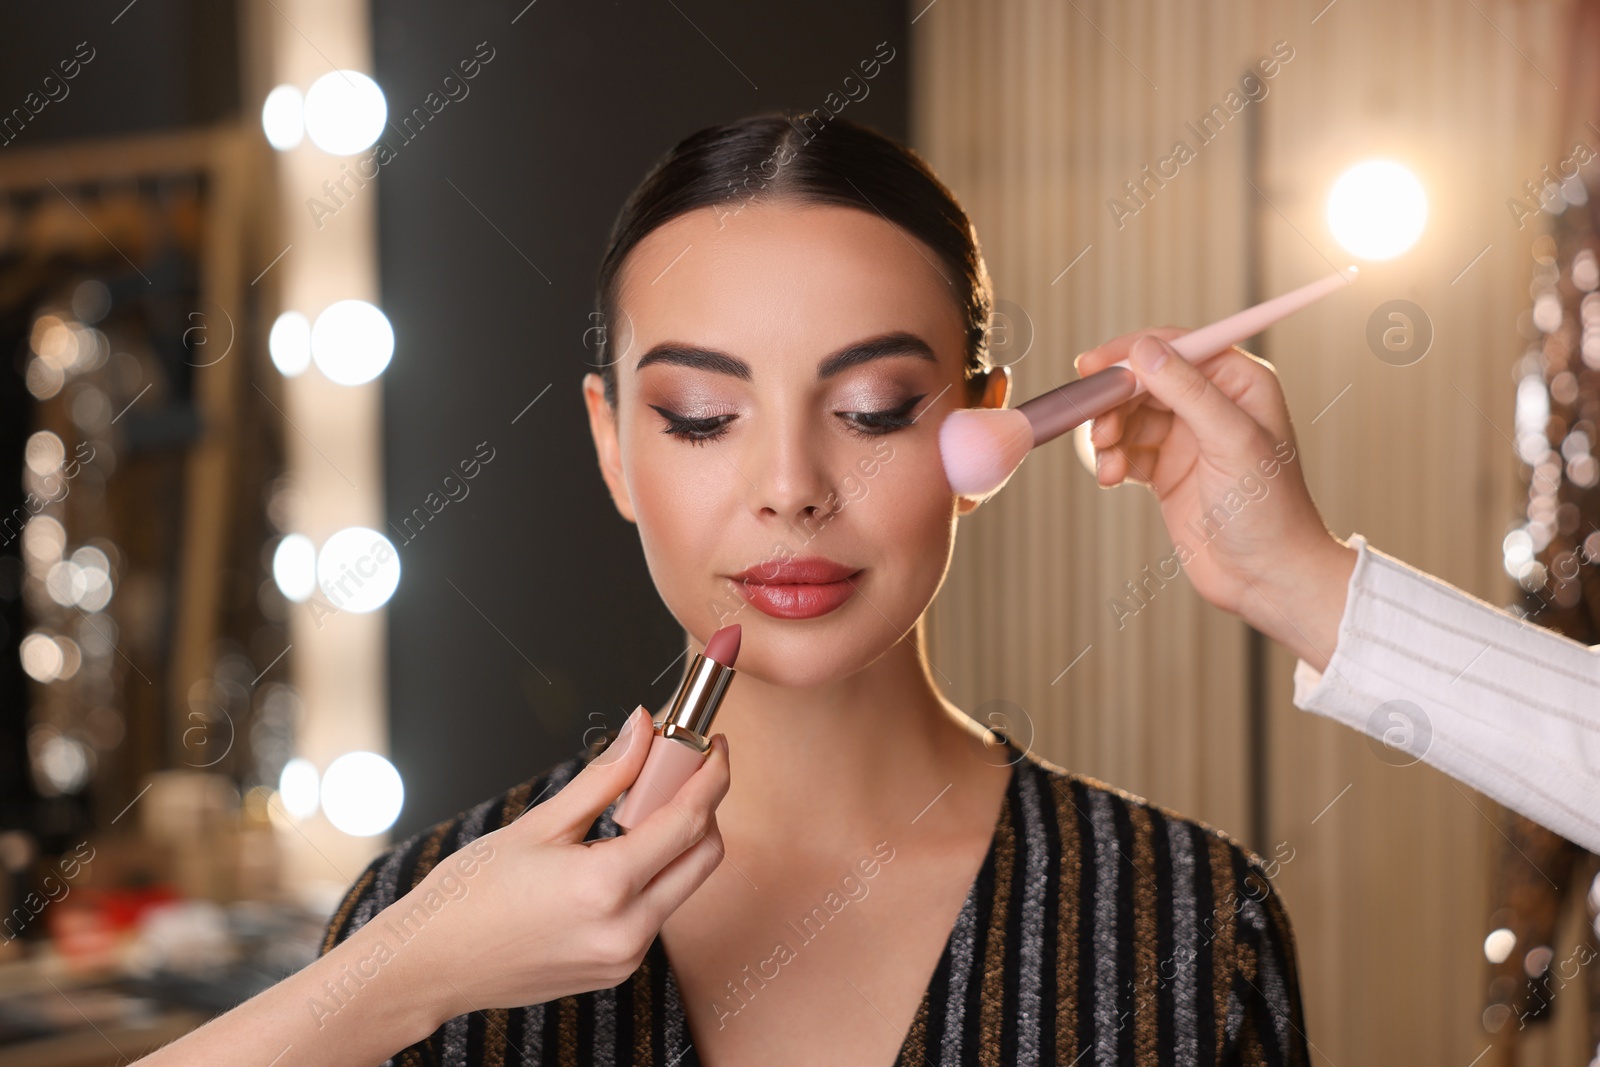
[
  {"left": 728, "top": 556, "right": 862, "bottom": 620},
  {"left": 731, "top": 556, "right": 858, "bottom": 584}
]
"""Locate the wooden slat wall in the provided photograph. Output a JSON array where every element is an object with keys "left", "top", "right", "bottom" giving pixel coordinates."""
[{"left": 913, "top": 1, "right": 1584, "bottom": 1061}]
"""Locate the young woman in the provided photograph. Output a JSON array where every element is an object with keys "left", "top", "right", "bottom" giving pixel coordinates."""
[{"left": 309, "top": 113, "right": 1309, "bottom": 1066}]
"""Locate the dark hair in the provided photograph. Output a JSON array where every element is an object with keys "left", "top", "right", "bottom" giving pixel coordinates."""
[{"left": 593, "top": 112, "right": 994, "bottom": 408}]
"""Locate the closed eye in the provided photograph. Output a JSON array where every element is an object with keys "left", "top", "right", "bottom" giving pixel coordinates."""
[
  {"left": 648, "top": 394, "right": 928, "bottom": 446},
  {"left": 837, "top": 394, "right": 926, "bottom": 438}
]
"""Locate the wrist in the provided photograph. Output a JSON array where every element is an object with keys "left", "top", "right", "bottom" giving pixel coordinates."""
[
  {"left": 322, "top": 893, "right": 456, "bottom": 1049},
  {"left": 1240, "top": 535, "right": 1357, "bottom": 672}
]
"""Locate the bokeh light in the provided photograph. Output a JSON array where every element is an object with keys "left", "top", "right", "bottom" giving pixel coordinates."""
[
  {"left": 320, "top": 751, "right": 403, "bottom": 836},
  {"left": 316, "top": 527, "right": 400, "bottom": 613},
  {"left": 303, "top": 71, "right": 386, "bottom": 156},
  {"left": 1327, "top": 160, "right": 1428, "bottom": 261},
  {"left": 272, "top": 533, "right": 317, "bottom": 603},
  {"left": 261, "top": 85, "right": 304, "bottom": 151},
  {"left": 278, "top": 757, "right": 320, "bottom": 819},
  {"left": 269, "top": 311, "right": 312, "bottom": 377},
  {"left": 311, "top": 299, "right": 394, "bottom": 386}
]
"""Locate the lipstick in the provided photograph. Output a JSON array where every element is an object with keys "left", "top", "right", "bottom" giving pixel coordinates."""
[{"left": 612, "top": 623, "right": 741, "bottom": 830}]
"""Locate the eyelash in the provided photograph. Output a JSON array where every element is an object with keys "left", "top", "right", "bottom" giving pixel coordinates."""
[{"left": 649, "top": 395, "right": 927, "bottom": 446}]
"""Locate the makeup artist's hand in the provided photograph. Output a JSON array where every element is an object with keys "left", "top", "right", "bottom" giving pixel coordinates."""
[
  {"left": 405, "top": 705, "right": 730, "bottom": 1023},
  {"left": 131, "top": 708, "right": 729, "bottom": 1066},
  {"left": 1075, "top": 331, "right": 1356, "bottom": 670}
]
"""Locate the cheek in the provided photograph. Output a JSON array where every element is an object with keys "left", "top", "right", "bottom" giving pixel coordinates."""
[
  {"left": 623, "top": 429, "right": 735, "bottom": 604},
  {"left": 854, "top": 433, "right": 959, "bottom": 571}
]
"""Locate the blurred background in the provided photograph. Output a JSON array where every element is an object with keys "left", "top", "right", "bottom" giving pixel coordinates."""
[{"left": 0, "top": 0, "right": 1597, "bottom": 1063}]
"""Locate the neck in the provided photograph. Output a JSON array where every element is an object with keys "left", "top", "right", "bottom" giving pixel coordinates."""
[{"left": 658, "top": 617, "right": 1000, "bottom": 858}]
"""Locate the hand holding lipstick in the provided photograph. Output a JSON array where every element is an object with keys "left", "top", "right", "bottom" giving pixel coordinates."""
[
  {"left": 1076, "top": 328, "right": 1355, "bottom": 670},
  {"left": 129, "top": 705, "right": 731, "bottom": 1066}
]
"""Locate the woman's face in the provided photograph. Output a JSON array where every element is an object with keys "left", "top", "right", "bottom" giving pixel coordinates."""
[{"left": 583, "top": 200, "right": 1007, "bottom": 688}]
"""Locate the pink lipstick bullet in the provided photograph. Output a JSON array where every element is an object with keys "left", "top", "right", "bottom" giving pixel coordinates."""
[{"left": 612, "top": 623, "right": 741, "bottom": 830}]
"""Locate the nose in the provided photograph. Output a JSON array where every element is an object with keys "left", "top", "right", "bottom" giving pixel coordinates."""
[{"left": 744, "top": 416, "right": 838, "bottom": 528}]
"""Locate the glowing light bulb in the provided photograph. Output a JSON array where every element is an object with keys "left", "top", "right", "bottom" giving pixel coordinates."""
[
  {"left": 261, "top": 85, "right": 304, "bottom": 151},
  {"left": 321, "top": 751, "right": 403, "bottom": 836},
  {"left": 303, "top": 71, "right": 386, "bottom": 155},
  {"left": 269, "top": 311, "right": 312, "bottom": 377},
  {"left": 1327, "top": 160, "right": 1428, "bottom": 261},
  {"left": 311, "top": 300, "right": 394, "bottom": 386},
  {"left": 316, "top": 527, "right": 400, "bottom": 613},
  {"left": 273, "top": 534, "right": 317, "bottom": 603},
  {"left": 278, "top": 758, "right": 320, "bottom": 819}
]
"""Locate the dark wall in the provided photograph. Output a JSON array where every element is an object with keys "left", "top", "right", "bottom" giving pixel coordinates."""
[
  {"left": 371, "top": 0, "right": 910, "bottom": 838},
  {"left": 0, "top": 0, "right": 237, "bottom": 148}
]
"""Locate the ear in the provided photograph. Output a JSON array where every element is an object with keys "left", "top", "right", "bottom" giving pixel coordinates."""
[
  {"left": 582, "top": 373, "right": 637, "bottom": 523},
  {"left": 955, "top": 364, "right": 1012, "bottom": 517}
]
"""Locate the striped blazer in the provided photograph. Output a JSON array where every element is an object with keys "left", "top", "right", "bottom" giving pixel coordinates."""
[{"left": 320, "top": 736, "right": 1310, "bottom": 1065}]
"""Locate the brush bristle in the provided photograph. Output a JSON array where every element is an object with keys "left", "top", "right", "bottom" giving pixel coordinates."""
[{"left": 939, "top": 408, "right": 1034, "bottom": 499}]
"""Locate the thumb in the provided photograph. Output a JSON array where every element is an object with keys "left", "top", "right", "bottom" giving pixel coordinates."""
[
  {"left": 1126, "top": 334, "right": 1262, "bottom": 461},
  {"left": 525, "top": 705, "right": 654, "bottom": 843}
]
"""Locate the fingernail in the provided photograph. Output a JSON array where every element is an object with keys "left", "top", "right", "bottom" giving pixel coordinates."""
[
  {"left": 598, "top": 706, "right": 646, "bottom": 764},
  {"left": 1132, "top": 335, "right": 1170, "bottom": 372},
  {"left": 1094, "top": 448, "right": 1105, "bottom": 476}
]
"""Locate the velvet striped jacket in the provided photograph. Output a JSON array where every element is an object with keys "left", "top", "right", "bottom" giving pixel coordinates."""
[{"left": 320, "top": 737, "right": 1310, "bottom": 1065}]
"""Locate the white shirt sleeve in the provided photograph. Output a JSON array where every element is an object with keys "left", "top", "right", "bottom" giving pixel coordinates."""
[{"left": 1291, "top": 533, "right": 1600, "bottom": 854}]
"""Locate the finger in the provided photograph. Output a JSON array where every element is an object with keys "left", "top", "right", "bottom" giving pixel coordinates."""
[
  {"left": 1185, "top": 347, "right": 1295, "bottom": 444},
  {"left": 1090, "top": 409, "right": 1123, "bottom": 449},
  {"left": 638, "top": 812, "right": 726, "bottom": 921},
  {"left": 1120, "top": 406, "right": 1175, "bottom": 449},
  {"left": 1122, "top": 336, "right": 1275, "bottom": 467},
  {"left": 611, "top": 733, "right": 731, "bottom": 893},
  {"left": 1090, "top": 413, "right": 1120, "bottom": 450},
  {"left": 1097, "top": 444, "right": 1159, "bottom": 489},
  {"left": 525, "top": 706, "right": 654, "bottom": 844},
  {"left": 1075, "top": 326, "right": 1189, "bottom": 377}
]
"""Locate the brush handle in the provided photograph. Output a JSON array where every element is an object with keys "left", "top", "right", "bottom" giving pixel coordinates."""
[{"left": 1016, "top": 267, "right": 1356, "bottom": 447}]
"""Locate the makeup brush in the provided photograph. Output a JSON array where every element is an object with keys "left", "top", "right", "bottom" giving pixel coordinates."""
[{"left": 940, "top": 265, "right": 1359, "bottom": 498}]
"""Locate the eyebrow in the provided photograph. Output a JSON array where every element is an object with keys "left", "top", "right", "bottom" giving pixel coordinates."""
[{"left": 633, "top": 331, "right": 938, "bottom": 381}]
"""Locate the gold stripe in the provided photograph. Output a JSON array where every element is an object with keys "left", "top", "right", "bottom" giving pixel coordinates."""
[
  {"left": 975, "top": 789, "right": 1014, "bottom": 1067},
  {"left": 319, "top": 868, "right": 374, "bottom": 955},
  {"left": 410, "top": 819, "right": 453, "bottom": 890},
  {"left": 1207, "top": 835, "right": 1239, "bottom": 1049},
  {"left": 1051, "top": 776, "right": 1081, "bottom": 1061},
  {"left": 501, "top": 779, "right": 534, "bottom": 826},
  {"left": 475, "top": 1006, "right": 508, "bottom": 1067},
  {"left": 897, "top": 996, "right": 930, "bottom": 1066},
  {"left": 1239, "top": 1013, "right": 1271, "bottom": 1067},
  {"left": 556, "top": 995, "right": 579, "bottom": 1067},
  {"left": 1127, "top": 804, "right": 1160, "bottom": 1061}
]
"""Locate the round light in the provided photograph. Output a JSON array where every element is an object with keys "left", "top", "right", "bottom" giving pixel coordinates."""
[
  {"left": 19, "top": 633, "right": 64, "bottom": 683},
  {"left": 37, "top": 734, "right": 90, "bottom": 793},
  {"left": 72, "top": 547, "right": 113, "bottom": 613},
  {"left": 321, "top": 751, "right": 403, "bottom": 836},
  {"left": 261, "top": 85, "right": 304, "bottom": 151},
  {"left": 272, "top": 534, "right": 317, "bottom": 603},
  {"left": 1327, "top": 160, "right": 1428, "bottom": 261},
  {"left": 278, "top": 758, "right": 320, "bottom": 819},
  {"left": 311, "top": 300, "right": 394, "bottom": 386},
  {"left": 45, "top": 560, "right": 87, "bottom": 607},
  {"left": 25, "top": 431, "right": 64, "bottom": 477},
  {"left": 303, "top": 70, "right": 386, "bottom": 156},
  {"left": 1484, "top": 927, "right": 1516, "bottom": 965},
  {"left": 269, "top": 311, "right": 312, "bottom": 377},
  {"left": 316, "top": 527, "right": 400, "bottom": 613}
]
